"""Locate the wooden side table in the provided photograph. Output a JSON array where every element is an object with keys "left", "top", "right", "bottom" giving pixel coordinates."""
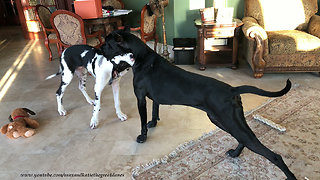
[
  {"left": 195, "top": 19, "right": 243, "bottom": 70},
  {"left": 83, "top": 10, "right": 132, "bottom": 35}
]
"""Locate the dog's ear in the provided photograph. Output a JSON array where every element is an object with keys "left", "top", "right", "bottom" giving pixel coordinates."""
[
  {"left": 146, "top": 4, "right": 154, "bottom": 16},
  {"left": 100, "top": 43, "right": 110, "bottom": 57},
  {"left": 115, "top": 33, "right": 123, "bottom": 43},
  {"left": 113, "top": 32, "right": 123, "bottom": 43},
  {"left": 8, "top": 115, "right": 13, "bottom": 122},
  {"left": 22, "top": 108, "right": 36, "bottom": 115},
  {"left": 1, "top": 124, "right": 8, "bottom": 134}
]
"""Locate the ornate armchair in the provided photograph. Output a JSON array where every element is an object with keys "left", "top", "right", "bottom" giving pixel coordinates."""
[
  {"left": 126, "top": 5, "right": 158, "bottom": 52},
  {"left": 35, "top": 5, "right": 59, "bottom": 61},
  {"left": 242, "top": 0, "right": 320, "bottom": 78},
  {"left": 50, "top": 10, "right": 104, "bottom": 54}
]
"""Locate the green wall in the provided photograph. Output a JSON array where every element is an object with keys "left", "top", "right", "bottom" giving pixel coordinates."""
[
  {"left": 171, "top": 0, "right": 245, "bottom": 43},
  {"left": 122, "top": 0, "right": 320, "bottom": 45},
  {"left": 120, "top": 0, "right": 147, "bottom": 27},
  {"left": 121, "top": 0, "right": 245, "bottom": 45}
]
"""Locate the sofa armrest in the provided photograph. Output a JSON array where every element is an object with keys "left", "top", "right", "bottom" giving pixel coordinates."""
[
  {"left": 242, "top": 17, "right": 268, "bottom": 40},
  {"left": 308, "top": 15, "right": 320, "bottom": 38}
]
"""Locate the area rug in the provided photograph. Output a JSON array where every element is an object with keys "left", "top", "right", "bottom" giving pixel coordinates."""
[{"left": 132, "top": 85, "right": 320, "bottom": 180}]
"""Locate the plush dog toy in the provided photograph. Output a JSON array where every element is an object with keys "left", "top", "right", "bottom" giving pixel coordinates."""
[{"left": 1, "top": 108, "right": 39, "bottom": 139}]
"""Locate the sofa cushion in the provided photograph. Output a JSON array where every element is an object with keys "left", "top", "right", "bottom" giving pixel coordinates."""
[
  {"left": 267, "top": 30, "right": 320, "bottom": 55},
  {"left": 245, "top": 0, "right": 318, "bottom": 31}
]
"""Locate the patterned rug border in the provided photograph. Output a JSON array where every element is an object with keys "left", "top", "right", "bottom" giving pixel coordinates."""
[
  {"left": 131, "top": 130, "right": 217, "bottom": 179},
  {"left": 131, "top": 83, "right": 308, "bottom": 179}
]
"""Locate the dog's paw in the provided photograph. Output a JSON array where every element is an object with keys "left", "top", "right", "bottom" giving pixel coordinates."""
[
  {"left": 86, "top": 98, "right": 95, "bottom": 106},
  {"left": 90, "top": 119, "right": 99, "bottom": 129},
  {"left": 24, "top": 130, "right": 35, "bottom": 137},
  {"left": 226, "top": 149, "right": 240, "bottom": 158},
  {"left": 58, "top": 108, "right": 67, "bottom": 116},
  {"left": 147, "top": 120, "right": 157, "bottom": 128},
  {"left": 136, "top": 134, "right": 147, "bottom": 143},
  {"left": 117, "top": 112, "right": 128, "bottom": 121},
  {"left": 13, "top": 131, "right": 20, "bottom": 138},
  {"left": 87, "top": 98, "right": 95, "bottom": 106}
]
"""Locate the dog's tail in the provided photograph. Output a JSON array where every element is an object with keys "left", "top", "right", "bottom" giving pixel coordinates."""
[
  {"left": 46, "top": 66, "right": 62, "bottom": 80},
  {"left": 45, "top": 72, "right": 61, "bottom": 80},
  {"left": 231, "top": 79, "right": 291, "bottom": 97}
]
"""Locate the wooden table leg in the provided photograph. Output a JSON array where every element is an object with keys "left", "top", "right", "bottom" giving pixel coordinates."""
[
  {"left": 85, "top": 24, "right": 93, "bottom": 35},
  {"left": 231, "top": 25, "right": 241, "bottom": 69},
  {"left": 197, "top": 27, "right": 206, "bottom": 71},
  {"left": 199, "top": 65, "right": 206, "bottom": 71}
]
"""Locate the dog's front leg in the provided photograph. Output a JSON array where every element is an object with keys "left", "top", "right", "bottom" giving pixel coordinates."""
[
  {"left": 111, "top": 79, "right": 127, "bottom": 121},
  {"left": 136, "top": 96, "right": 148, "bottom": 143},
  {"left": 90, "top": 76, "right": 108, "bottom": 129},
  {"left": 147, "top": 101, "right": 160, "bottom": 128}
]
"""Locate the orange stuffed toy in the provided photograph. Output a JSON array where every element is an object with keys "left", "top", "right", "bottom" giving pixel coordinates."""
[{"left": 1, "top": 108, "right": 39, "bottom": 139}]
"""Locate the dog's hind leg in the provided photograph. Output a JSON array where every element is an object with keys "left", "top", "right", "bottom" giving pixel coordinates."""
[
  {"left": 215, "top": 98, "right": 296, "bottom": 179},
  {"left": 111, "top": 79, "right": 127, "bottom": 121},
  {"left": 147, "top": 101, "right": 160, "bottom": 128},
  {"left": 207, "top": 112, "right": 245, "bottom": 157},
  {"left": 76, "top": 67, "right": 94, "bottom": 105},
  {"left": 207, "top": 113, "right": 228, "bottom": 132},
  {"left": 234, "top": 130, "right": 296, "bottom": 179},
  {"left": 56, "top": 70, "right": 73, "bottom": 116}
]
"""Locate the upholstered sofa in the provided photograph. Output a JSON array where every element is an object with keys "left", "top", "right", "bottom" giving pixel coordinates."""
[{"left": 242, "top": 0, "right": 320, "bottom": 78}]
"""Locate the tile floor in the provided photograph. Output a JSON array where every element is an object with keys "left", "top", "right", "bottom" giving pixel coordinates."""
[{"left": 0, "top": 26, "right": 320, "bottom": 179}]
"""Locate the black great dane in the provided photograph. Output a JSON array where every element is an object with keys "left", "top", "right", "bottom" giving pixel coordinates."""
[{"left": 106, "top": 29, "right": 296, "bottom": 179}]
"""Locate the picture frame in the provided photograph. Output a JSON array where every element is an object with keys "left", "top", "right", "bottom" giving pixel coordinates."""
[
  {"left": 200, "top": 7, "right": 215, "bottom": 22},
  {"left": 215, "top": 7, "right": 234, "bottom": 24}
]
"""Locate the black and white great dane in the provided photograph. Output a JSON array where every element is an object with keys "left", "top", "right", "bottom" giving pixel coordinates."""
[
  {"left": 46, "top": 43, "right": 134, "bottom": 129},
  {"left": 106, "top": 30, "right": 296, "bottom": 179}
]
